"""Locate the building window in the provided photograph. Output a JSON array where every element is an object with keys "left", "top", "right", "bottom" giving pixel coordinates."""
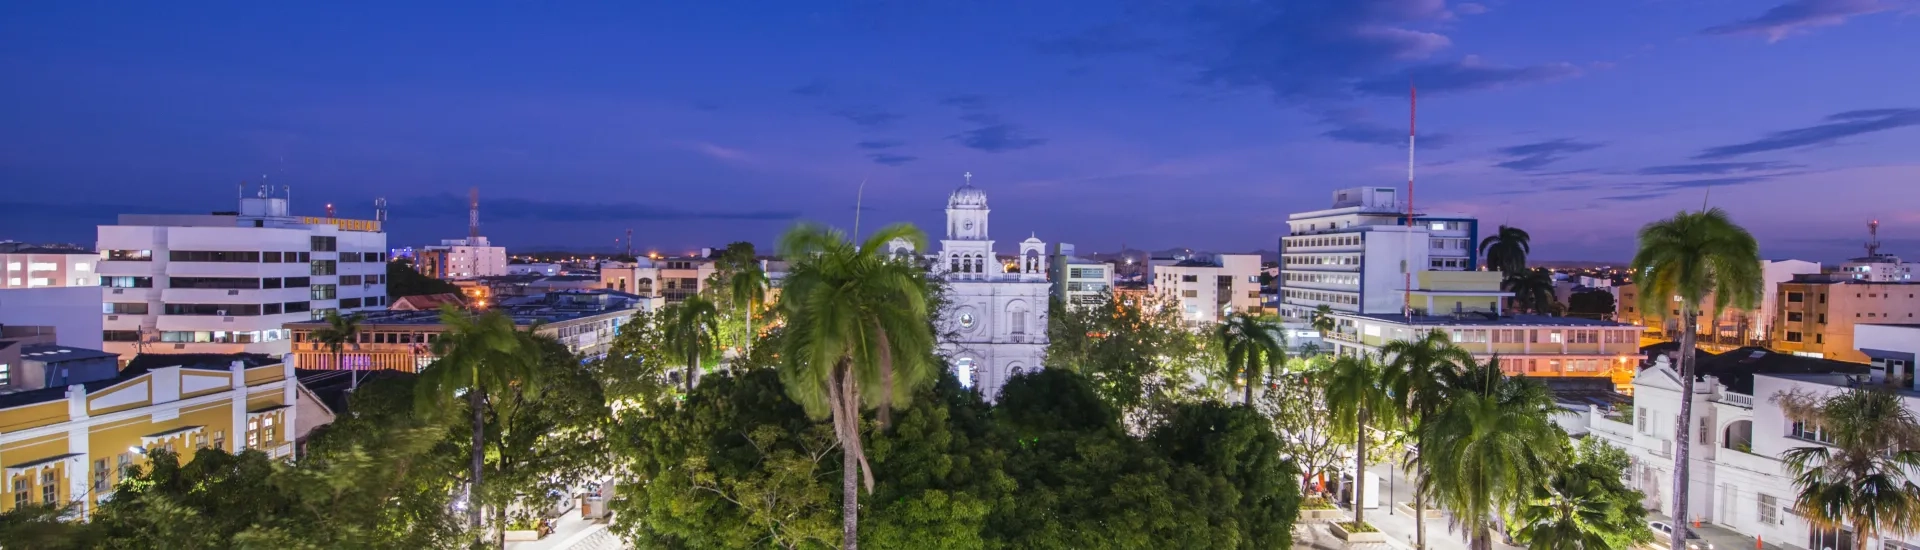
[
  {"left": 1758, "top": 494, "right": 1779, "bottom": 525},
  {"left": 12, "top": 477, "right": 25, "bottom": 509},
  {"left": 1787, "top": 312, "right": 1803, "bottom": 322},
  {"left": 1181, "top": 290, "right": 1198, "bottom": 298},
  {"left": 1790, "top": 420, "right": 1832, "bottom": 443},
  {"left": 42, "top": 471, "right": 57, "bottom": 504},
  {"left": 1816, "top": 334, "right": 1823, "bottom": 344},
  {"left": 310, "top": 284, "right": 337, "bottom": 300},
  {"left": 1636, "top": 407, "right": 1649, "bottom": 434},
  {"left": 310, "top": 260, "right": 337, "bottom": 276},
  {"left": 93, "top": 460, "right": 108, "bottom": 492},
  {"left": 1786, "top": 292, "right": 1803, "bottom": 303},
  {"left": 1818, "top": 313, "right": 1825, "bottom": 324},
  {"left": 310, "top": 236, "right": 337, "bottom": 252},
  {"left": 168, "top": 250, "right": 262, "bottom": 263},
  {"left": 1786, "top": 332, "right": 1803, "bottom": 342},
  {"left": 0, "top": 363, "right": 10, "bottom": 386},
  {"left": 1181, "top": 275, "right": 1198, "bottom": 283},
  {"left": 1548, "top": 331, "right": 1564, "bottom": 344},
  {"left": 214, "top": 430, "right": 226, "bottom": 450},
  {"left": 102, "top": 249, "right": 152, "bottom": 261}
]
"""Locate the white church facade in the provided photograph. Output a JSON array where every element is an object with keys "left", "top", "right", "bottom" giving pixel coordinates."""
[{"left": 900, "top": 174, "right": 1050, "bottom": 400}]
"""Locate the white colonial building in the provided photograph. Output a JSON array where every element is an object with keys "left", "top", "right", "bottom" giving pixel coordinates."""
[
  {"left": 904, "top": 175, "right": 1049, "bottom": 400},
  {"left": 1565, "top": 329, "right": 1920, "bottom": 550}
]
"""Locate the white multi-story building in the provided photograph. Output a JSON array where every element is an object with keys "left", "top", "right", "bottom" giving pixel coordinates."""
[
  {"left": 898, "top": 175, "right": 1049, "bottom": 400},
  {"left": 1568, "top": 327, "right": 1920, "bottom": 550},
  {"left": 1148, "top": 254, "right": 1262, "bottom": 325},
  {"left": 420, "top": 236, "right": 507, "bottom": 279},
  {"left": 1277, "top": 186, "right": 1479, "bottom": 323},
  {"left": 1619, "top": 259, "right": 1823, "bottom": 347},
  {"left": 0, "top": 248, "right": 97, "bottom": 289},
  {"left": 95, "top": 190, "right": 389, "bottom": 359},
  {"left": 1047, "top": 243, "right": 1114, "bottom": 310}
]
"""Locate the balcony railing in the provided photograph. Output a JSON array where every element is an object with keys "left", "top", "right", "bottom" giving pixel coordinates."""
[{"left": 1711, "top": 392, "right": 1755, "bottom": 408}]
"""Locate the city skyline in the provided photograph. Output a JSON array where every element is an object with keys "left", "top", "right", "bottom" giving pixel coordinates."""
[{"left": 3, "top": 1, "right": 1918, "bottom": 263}]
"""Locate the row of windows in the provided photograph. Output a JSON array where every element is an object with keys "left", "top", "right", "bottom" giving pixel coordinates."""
[
  {"left": 1284, "top": 272, "right": 1360, "bottom": 286},
  {"left": 1429, "top": 238, "right": 1471, "bottom": 250},
  {"left": 157, "top": 301, "right": 314, "bottom": 317},
  {"left": 1282, "top": 255, "right": 1361, "bottom": 266},
  {"left": 1067, "top": 267, "right": 1106, "bottom": 279},
  {"left": 104, "top": 302, "right": 148, "bottom": 314},
  {"left": 337, "top": 252, "right": 386, "bottom": 262},
  {"left": 338, "top": 274, "right": 385, "bottom": 286},
  {"left": 1430, "top": 258, "right": 1467, "bottom": 269},
  {"left": 1285, "top": 235, "right": 1362, "bottom": 248},
  {"left": 311, "top": 260, "right": 336, "bottom": 276},
  {"left": 1497, "top": 357, "right": 1610, "bottom": 373},
  {"left": 1284, "top": 289, "right": 1359, "bottom": 306}
]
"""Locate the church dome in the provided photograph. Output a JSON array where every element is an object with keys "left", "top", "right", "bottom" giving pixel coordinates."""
[
  {"left": 949, "top": 184, "right": 987, "bottom": 208},
  {"left": 949, "top": 173, "right": 988, "bottom": 208}
]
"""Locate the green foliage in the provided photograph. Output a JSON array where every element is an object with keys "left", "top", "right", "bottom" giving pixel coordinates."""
[
  {"left": 1777, "top": 385, "right": 1920, "bottom": 548},
  {"left": 1505, "top": 267, "right": 1560, "bottom": 315},
  {"left": 609, "top": 360, "right": 1301, "bottom": 550},
  {"left": 1630, "top": 208, "right": 1763, "bottom": 321},
  {"left": 1417, "top": 358, "right": 1567, "bottom": 550},
  {"left": 662, "top": 295, "right": 722, "bottom": 391},
  {"left": 1514, "top": 438, "right": 1653, "bottom": 550},
  {"left": 1479, "top": 225, "right": 1532, "bottom": 278},
  {"left": 1043, "top": 290, "right": 1215, "bottom": 425},
  {"left": 1336, "top": 521, "right": 1378, "bottom": 533},
  {"left": 593, "top": 307, "right": 679, "bottom": 411},
  {"left": 1567, "top": 289, "right": 1617, "bottom": 319},
  {"left": 1215, "top": 313, "right": 1286, "bottom": 405},
  {"left": 386, "top": 258, "right": 458, "bottom": 299}
]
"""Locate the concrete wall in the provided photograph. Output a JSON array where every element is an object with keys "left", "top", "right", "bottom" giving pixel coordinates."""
[{"left": 0, "top": 287, "right": 102, "bottom": 349}]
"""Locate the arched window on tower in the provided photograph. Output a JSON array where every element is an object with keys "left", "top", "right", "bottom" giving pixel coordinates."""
[
  {"left": 950, "top": 256, "right": 960, "bottom": 273},
  {"left": 973, "top": 256, "right": 984, "bottom": 274}
]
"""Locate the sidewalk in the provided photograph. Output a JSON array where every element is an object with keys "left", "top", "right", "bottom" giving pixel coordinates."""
[
  {"left": 1648, "top": 512, "right": 1787, "bottom": 550},
  {"left": 1325, "top": 463, "right": 1522, "bottom": 550},
  {"left": 504, "top": 509, "right": 627, "bottom": 550}
]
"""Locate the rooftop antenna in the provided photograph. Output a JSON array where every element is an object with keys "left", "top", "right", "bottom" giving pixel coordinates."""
[
  {"left": 469, "top": 187, "right": 480, "bottom": 241},
  {"left": 374, "top": 197, "right": 388, "bottom": 223},
  {"left": 1404, "top": 84, "right": 1417, "bottom": 322},
  {"left": 1867, "top": 220, "right": 1882, "bottom": 257},
  {"left": 852, "top": 176, "right": 870, "bottom": 238},
  {"left": 325, "top": 203, "right": 336, "bottom": 217},
  {"left": 625, "top": 228, "right": 634, "bottom": 258}
]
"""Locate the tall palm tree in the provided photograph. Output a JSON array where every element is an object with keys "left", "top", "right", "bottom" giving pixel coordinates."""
[
  {"left": 1479, "top": 225, "right": 1532, "bottom": 278},
  {"left": 1215, "top": 312, "right": 1285, "bottom": 405},
  {"left": 729, "top": 259, "right": 770, "bottom": 356},
  {"left": 1309, "top": 304, "right": 1337, "bottom": 334},
  {"left": 1630, "top": 207, "right": 1761, "bottom": 550},
  {"left": 777, "top": 221, "right": 938, "bottom": 550},
  {"left": 1381, "top": 330, "right": 1476, "bottom": 550},
  {"left": 1323, "top": 353, "right": 1395, "bottom": 530},
  {"left": 413, "top": 306, "right": 538, "bottom": 541},
  {"left": 1419, "top": 357, "right": 1565, "bottom": 550},
  {"left": 1505, "top": 267, "right": 1558, "bottom": 314},
  {"left": 1777, "top": 385, "right": 1920, "bottom": 550},
  {"left": 1513, "top": 468, "right": 1621, "bottom": 550},
  {"left": 663, "top": 295, "right": 721, "bottom": 392},
  {"left": 311, "top": 310, "right": 363, "bottom": 387}
]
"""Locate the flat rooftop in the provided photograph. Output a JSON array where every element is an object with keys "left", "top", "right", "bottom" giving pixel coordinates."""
[
  {"left": 19, "top": 345, "right": 118, "bottom": 364},
  {"left": 1348, "top": 312, "right": 1633, "bottom": 328},
  {"left": 288, "top": 290, "right": 644, "bottom": 329}
]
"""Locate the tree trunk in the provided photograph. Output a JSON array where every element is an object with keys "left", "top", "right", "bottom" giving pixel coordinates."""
[
  {"left": 1670, "top": 310, "right": 1699, "bottom": 550},
  {"left": 469, "top": 387, "right": 486, "bottom": 539},
  {"left": 1472, "top": 524, "right": 1492, "bottom": 550},
  {"left": 744, "top": 305, "right": 753, "bottom": 357},
  {"left": 686, "top": 350, "right": 698, "bottom": 392},
  {"left": 1353, "top": 410, "right": 1367, "bottom": 528},
  {"left": 1414, "top": 475, "right": 1428, "bottom": 550},
  {"left": 494, "top": 505, "right": 507, "bottom": 549},
  {"left": 832, "top": 363, "right": 860, "bottom": 550},
  {"left": 1244, "top": 374, "right": 1254, "bottom": 406}
]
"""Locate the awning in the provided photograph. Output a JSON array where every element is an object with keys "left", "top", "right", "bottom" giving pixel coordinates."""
[
  {"left": 141, "top": 425, "right": 205, "bottom": 445},
  {"left": 5, "top": 453, "right": 82, "bottom": 476}
]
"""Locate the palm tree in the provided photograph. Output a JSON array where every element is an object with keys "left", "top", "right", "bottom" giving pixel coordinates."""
[
  {"left": 1776, "top": 385, "right": 1920, "bottom": 550},
  {"left": 1514, "top": 468, "right": 1621, "bottom": 550},
  {"left": 662, "top": 295, "right": 721, "bottom": 392},
  {"left": 1418, "top": 357, "right": 1565, "bottom": 550},
  {"left": 1478, "top": 225, "right": 1531, "bottom": 278},
  {"left": 777, "top": 221, "right": 939, "bottom": 550},
  {"left": 1505, "top": 267, "right": 1558, "bottom": 314},
  {"left": 1309, "top": 304, "right": 1337, "bottom": 334},
  {"left": 413, "top": 306, "right": 538, "bottom": 541},
  {"left": 729, "top": 259, "right": 770, "bottom": 356},
  {"left": 1380, "top": 330, "right": 1476, "bottom": 550},
  {"left": 1215, "top": 312, "right": 1285, "bottom": 405},
  {"left": 1630, "top": 207, "right": 1761, "bottom": 550},
  {"left": 1323, "top": 352, "right": 1395, "bottom": 530},
  {"left": 311, "top": 310, "right": 363, "bottom": 387}
]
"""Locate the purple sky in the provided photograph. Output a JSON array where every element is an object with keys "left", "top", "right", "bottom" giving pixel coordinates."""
[{"left": 3, "top": 1, "right": 1918, "bottom": 263}]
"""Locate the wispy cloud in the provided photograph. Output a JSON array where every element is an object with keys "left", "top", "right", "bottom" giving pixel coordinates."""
[
  {"left": 1694, "top": 108, "right": 1920, "bottom": 159},
  {"left": 867, "top": 153, "right": 918, "bottom": 166},
  {"left": 1633, "top": 161, "right": 1803, "bottom": 175},
  {"left": 1493, "top": 138, "right": 1603, "bottom": 171},
  {"left": 790, "top": 80, "right": 830, "bottom": 97},
  {"left": 1356, "top": 56, "right": 1583, "bottom": 97},
  {"left": 1316, "top": 107, "right": 1451, "bottom": 148},
  {"left": 1188, "top": 0, "right": 1456, "bottom": 99},
  {"left": 949, "top": 124, "right": 1048, "bottom": 152},
  {"left": 1033, "top": 23, "right": 1160, "bottom": 57},
  {"left": 856, "top": 140, "right": 904, "bottom": 150},
  {"left": 833, "top": 107, "right": 903, "bottom": 129},
  {"left": 1600, "top": 193, "right": 1674, "bottom": 202},
  {"left": 1454, "top": 2, "right": 1489, "bottom": 15},
  {"left": 1640, "top": 175, "right": 1777, "bottom": 190},
  {"left": 1703, "top": 0, "right": 1901, "bottom": 41},
  {"left": 939, "top": 94, "right": 990, "bottom": 111},
  {"left": 391, "top": 194, "right": 798, "bottom": 222},
  {"left": 687, "top": 142, "right": 754, "bottom": 163}
]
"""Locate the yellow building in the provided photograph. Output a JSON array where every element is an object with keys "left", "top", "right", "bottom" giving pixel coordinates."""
[
  {"left": 0, "top": 357, "right": 331, "bottom": 516},
  {"left": 1326, "top": 271, "right": 1643, "bottom": 392}
]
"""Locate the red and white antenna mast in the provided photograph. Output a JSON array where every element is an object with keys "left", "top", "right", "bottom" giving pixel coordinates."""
[{"left": 1404, "top": 86, "right": 1417, "bottom": 321}]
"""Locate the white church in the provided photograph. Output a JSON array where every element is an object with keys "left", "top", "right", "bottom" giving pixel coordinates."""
[{"left": 892, "top": 174, "right": 1050, "bottom": 399}]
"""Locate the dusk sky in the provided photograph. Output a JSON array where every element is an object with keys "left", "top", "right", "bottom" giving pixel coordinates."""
[{"left": 3, "top": 1, "right": 1918, "bottom": 262}]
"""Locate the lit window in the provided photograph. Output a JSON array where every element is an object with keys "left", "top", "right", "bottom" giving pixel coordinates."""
[{"left": 74, "top": 263, "right": 91, "bottom": 272}]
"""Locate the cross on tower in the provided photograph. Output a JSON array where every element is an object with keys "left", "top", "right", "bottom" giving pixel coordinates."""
[{"left": 964, "top": 171, "right": 972, "bottom": 185}]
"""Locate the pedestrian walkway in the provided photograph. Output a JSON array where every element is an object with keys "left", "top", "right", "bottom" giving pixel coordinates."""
[
  {"left": 1648, "top": 512, "right": 1788, "bottom": 550},
  {"left": 504, "top": 510, "right": 629, "bottom": 550}
]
